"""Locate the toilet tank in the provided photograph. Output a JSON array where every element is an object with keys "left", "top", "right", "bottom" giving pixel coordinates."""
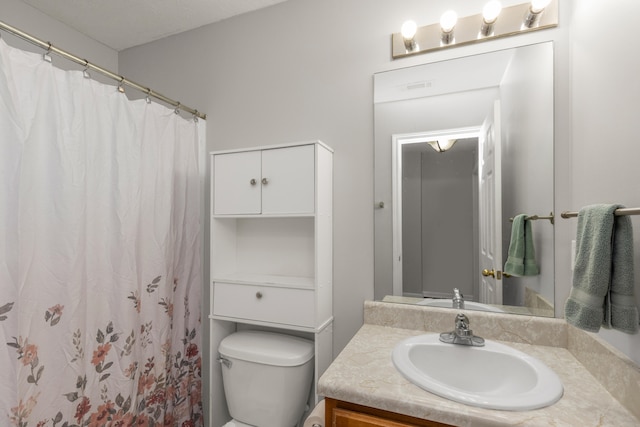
[{"left": 218, "top": 331, "right": 315, "bottom": 427}]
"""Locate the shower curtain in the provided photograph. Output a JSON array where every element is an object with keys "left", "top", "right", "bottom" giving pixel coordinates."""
[{"left": 0, "top": 39, "right": 205, "bottom": 426}]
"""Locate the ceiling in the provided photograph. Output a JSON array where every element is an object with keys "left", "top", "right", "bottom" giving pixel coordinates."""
[{"left": 20, "top": 0, "right": 290, "bottom": 51}]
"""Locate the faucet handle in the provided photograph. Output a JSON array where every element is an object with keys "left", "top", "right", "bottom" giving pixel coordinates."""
[
  {"left": 440, "top": 313, "right": 485, "bottom": 346},
  {"left": 455, "top": 313, "right": 474, "bottom": 337},
  {"left": 452, "top": 288, "right": 465, "bottom": 309},
  {"left": 455, "top": 313, "right": 469, "bottom": 329}
]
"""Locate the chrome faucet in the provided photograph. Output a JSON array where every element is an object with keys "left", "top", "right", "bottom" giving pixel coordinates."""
[
  {"left": 452, "top": 288, "right": 464, "bottom": 309},
  {"left": 439, "top": 313, "right": 485, "bottom": 346}
]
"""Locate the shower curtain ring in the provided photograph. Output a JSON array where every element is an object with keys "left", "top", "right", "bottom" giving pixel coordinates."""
[
  {"left": 193, "top": 110, "right": 199, "bottom": 123},
  {"left": 117, "top": 77, "right": 125, "bottom": 93},
  {"left": 43, "top": 42, "right": 52, "bottom": 63},
  {"left": 174, "top": 102, "right": 181, "bottom": 115},
  {"left": 82, "top": 60, "right": 91, "bottom": 79},
  {"left": 145, "top": 88, "right": 152, "bottom": 104}
]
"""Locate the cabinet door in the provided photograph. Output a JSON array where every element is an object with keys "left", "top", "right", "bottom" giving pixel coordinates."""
[
  {"left": 332, "top": 408, "right": 418, "bottom": 427},
  {"left": 325, "top": 399, "right": 453, "bottom": 427},
  {"left": 261, "top": 145, "right": 315, "bottom": 214},
  {"left": 214, "top": 151, "right": 261, "bottom": 214}
]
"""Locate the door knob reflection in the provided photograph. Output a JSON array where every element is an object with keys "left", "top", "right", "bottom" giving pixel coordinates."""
[{"left": 482, "top": 269, "right": 495, "bottom": 278}]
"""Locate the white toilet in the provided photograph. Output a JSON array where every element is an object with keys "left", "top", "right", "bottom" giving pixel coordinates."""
[{"left": 218, "top": 330, "right": 315, "bottom": 427}]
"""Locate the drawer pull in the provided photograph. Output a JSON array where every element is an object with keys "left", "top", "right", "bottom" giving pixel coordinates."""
[
  {"left": 250, "top": 178, "right": 257, "bottom": 185},
  {"left": 261, "top": 177, "right": 269, "bottom": 185},
  {"left": 255, "top": 291, "right": 263, "bottom": 299}
]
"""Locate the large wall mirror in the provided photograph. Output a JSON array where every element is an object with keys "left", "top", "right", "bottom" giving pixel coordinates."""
[{"left": 374, "top": 42, "right": 555, "bottom": 317}]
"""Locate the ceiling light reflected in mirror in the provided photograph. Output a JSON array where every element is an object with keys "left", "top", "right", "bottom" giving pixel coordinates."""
[{"left": 428, "top": 139, "right": 457, "bottom": 153}]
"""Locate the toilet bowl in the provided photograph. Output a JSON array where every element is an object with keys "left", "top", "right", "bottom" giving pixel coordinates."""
[{"left": 218, "top": 330, "right": 315, "bottom": 427}]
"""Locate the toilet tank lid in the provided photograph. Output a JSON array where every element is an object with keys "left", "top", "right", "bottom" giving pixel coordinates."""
[{"left": 219, "top": 331, "right": 314, "bottom": 367}]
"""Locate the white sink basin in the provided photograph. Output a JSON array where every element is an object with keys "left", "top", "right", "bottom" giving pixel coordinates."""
[
  {"left": 417, "top": 299, "right": 504, "bottom": 313},
  {"left": 392, "top": 334, "right": 563, "bottom": 411}
]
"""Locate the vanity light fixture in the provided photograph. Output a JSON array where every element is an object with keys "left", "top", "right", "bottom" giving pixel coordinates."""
[
  {"left": 428, "top": 139, "right": 457, "bottom": 153},
  {"left": 524, "top": 0, "right": 552, "bottom": 28},
  {"left": 480, "top": 1, "right": 502, "bottom": 37},
  {"left": 440, "top": 10, "right": 457, "bottom": 45},
  {"left": 391, "top": 0, "right": 558, "bottom": 59}
]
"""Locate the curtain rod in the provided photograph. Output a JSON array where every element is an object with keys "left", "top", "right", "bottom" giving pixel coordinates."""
[
  {"left": 0, "top": 20, "right": 206, "bottom": 120},
  {"left": 561, "top": 207, "right": 640, "bottom": 219}
]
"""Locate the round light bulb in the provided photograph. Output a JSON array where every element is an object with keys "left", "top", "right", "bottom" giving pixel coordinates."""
[
  {"left": 482, "top": 1, "right": 502, "bottom": 23},
  {"left": 440, "top": 10, "right": 458, "bottom": 33},
  {"left": 401, "top": 20, "right": 417, "bottom": 40},
  {"left": 530, "top": 0, "right": 551, "bottom": 13}
]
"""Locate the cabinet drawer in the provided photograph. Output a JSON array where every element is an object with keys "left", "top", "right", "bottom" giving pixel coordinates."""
[{"left": 212, "top": 282, "right": 315, "bottom": 327}]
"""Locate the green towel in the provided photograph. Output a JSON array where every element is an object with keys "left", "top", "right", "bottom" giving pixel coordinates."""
[
  {"left": 504, "top": 214, "right": 539, "bottom": 276},
  {"left": 565, "top": 204, "right": 639, "bottom": 334}
]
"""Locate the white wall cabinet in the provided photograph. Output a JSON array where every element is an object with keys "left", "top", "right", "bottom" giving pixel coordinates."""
[
  {"left": 209, "top": 141, "right": 333, "bottom": 406},
  {"left": 213, "top": 144, "right": 315, "bottom": 215}
]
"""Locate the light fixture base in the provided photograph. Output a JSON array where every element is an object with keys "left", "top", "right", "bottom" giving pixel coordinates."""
[{"left": 391, "top": 0, "right": 558, "bottom": 60}]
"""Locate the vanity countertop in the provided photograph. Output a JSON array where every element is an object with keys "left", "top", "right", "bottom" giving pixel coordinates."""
[{"left": 318, "top": 304, "right": 640, "bottom": 426}]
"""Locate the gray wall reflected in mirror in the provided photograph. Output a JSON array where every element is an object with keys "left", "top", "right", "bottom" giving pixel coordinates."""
[
  {"left": 374, "top": 42, "right": 555, "bottom": 317},
  {"left": 402, "top": 138, "right": 479, "bottom": 300}
]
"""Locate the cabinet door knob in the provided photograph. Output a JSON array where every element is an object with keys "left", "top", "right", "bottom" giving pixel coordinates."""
[
  {"left": 261, "top": 177, "right": 269, "bottom": 185},
  {"left": 250, "top": 178, "right": 257, "bottom": 185},
  {"left": 255, "top": 291, "right": 263, "bottom": 299}
]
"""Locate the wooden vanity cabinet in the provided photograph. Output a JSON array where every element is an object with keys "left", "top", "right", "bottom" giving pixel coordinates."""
[{"left": 325, "top": 398, "right": 454, "bottom": 427}]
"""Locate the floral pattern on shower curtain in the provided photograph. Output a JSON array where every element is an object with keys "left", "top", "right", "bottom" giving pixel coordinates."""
[{"left": 0, "top": 38, "right": 205, "bottom": 426}]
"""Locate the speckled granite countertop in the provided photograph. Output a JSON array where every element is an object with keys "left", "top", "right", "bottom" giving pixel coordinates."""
[{"left": 318, "top": 302, "right": 640, "bottom": 427}]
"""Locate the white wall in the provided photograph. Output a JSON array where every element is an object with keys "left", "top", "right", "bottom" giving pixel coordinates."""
[
  {"left": 10, "top": 0, "right": 640, "bottom": 413},
  {"left": 1, "top": 0, "right": 117, "bottom": 73},
  {"left": 500, "top": 42, "right": 555, "bottom": 305},
  {"left": 116, "top": 2, "right": 572, "bottom": 425},
  {"left": 118, "top": 2, "right": 380, "bottom": 424},
  {"left": 2, "top": 0, "right": 639, "bottom": 423},
  {"left": 567, "top": 0, "right": 640, "bottom": 364}
]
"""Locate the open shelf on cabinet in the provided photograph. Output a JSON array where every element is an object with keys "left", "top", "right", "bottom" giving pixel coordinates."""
[{"left": 210, "top": 216, "right": 315, "bottom": 285}]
